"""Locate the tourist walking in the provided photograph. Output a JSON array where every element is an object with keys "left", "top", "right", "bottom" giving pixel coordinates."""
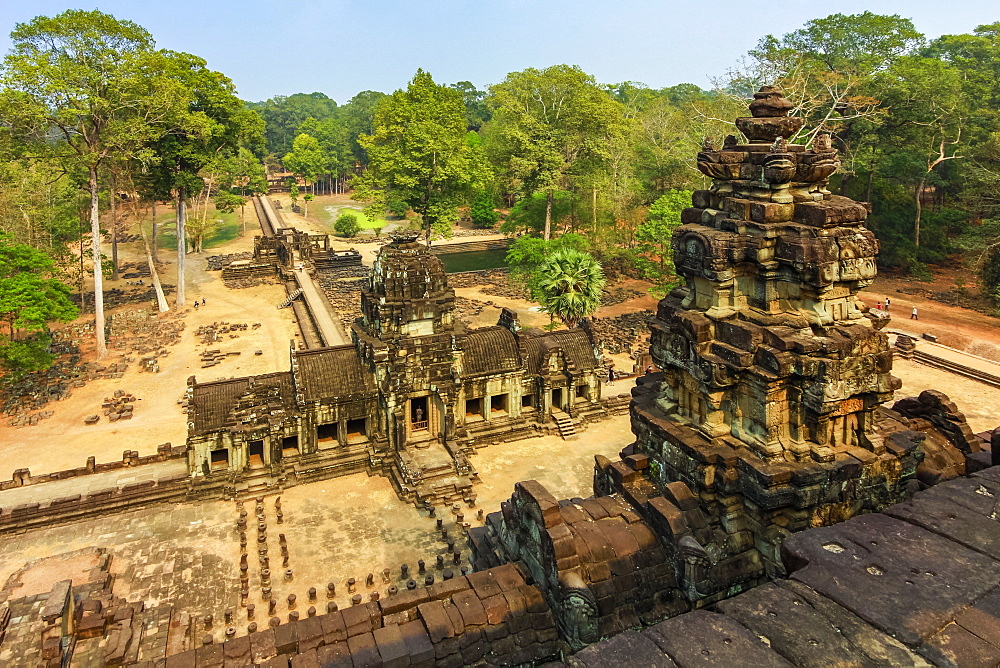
[
  {"left": 885, "top": 297, "right": 890, "bottom": 312},
  {"left": 193, "top": 300, "right": 199, "bottom": 310},
  {"left": 910, "top": 307, "right": 918, "bottom": 320},
  {"left": 607, "top": 365, "right": 615, "bottom": 385}
]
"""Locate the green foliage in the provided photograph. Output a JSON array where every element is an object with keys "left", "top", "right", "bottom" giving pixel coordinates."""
[
  {"left": 334, "top": 212, "right": 360, "bottom": 238},
  {"left": 353, "top": 69, "right": 477, "bottom": 243},
  {"left": 0, "top": 234, "right": 77, "bottom": 375},
  {"left": 246, "top": 92, "right": 338, "bottom": 156},
  {"left": 213, "top": 191, "right": 245, "bottom": 214},
  {"left": 501, "top": 190, "right": 575, "bottom": 235},
  {"left": 289, "top": 183, "right": 299, "bottom": 206},
  {"left": 635, "top": 189, "right": 691, "bottom": 291},
  {"left": 386, "top": 195, "right": 409, "bottom": 219},
  {"left": 449, "top": 81, "right": 491, "bottom": 131},
  {"left": 283, "top": 133, "right": 325, "bottom": 184},
  {"left": 534, "top": 248, "right": 606, "bottom": 328},
  {"left": 486, "top": 65, "right": 626, "bottom": 239},
  {"left": 506, "top": 233, "right": 590, "bottom": 298},
  {"left": 469, "top": 190, "right": 499, "bottom": 228}
]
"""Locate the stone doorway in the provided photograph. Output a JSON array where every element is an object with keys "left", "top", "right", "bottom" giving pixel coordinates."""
[
  {"left": 317, "top": 423, "right": 338, "bottom": 450},
  {"left": 281, "top": 436, "right": 299, "bottom": 457},
  {"left": 410, "top": 396, "right": 429, "bottom": 433},
  {"left": 346, "top": 418, "right": 367, "bottom": 444},
  {"left": 210, "top": 449, "right": 229, "bottom": 471},
  {"left": 551, "top": 388, "right": 564, "bottom": 410},
  {"left": 248, "top": 440, "right": 265, "bottom": 468}
]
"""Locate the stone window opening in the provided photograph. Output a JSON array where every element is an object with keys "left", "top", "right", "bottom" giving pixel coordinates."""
[
  {"left": 210, "top": 448, "right": 229, "bottom": 471},
  {"left": 281, "top": 436, "right": 299, "bottom": 456},
  {"left": 411, "top": 396, "right": 429, "bottom": 431},
  {"left": 346, "top": 418, "right": 367, "bottom": 443},
  {"left": 575, "top": 384, "right": 590, "bottom": 402},
  {"left": 465, "top": 397, "right": 484, "bottom": 422},
  {"left": 248, "top": 440, "right": 265, "bottom": 467},
  {"left": 491, "top": 394, "right": 508, "bottom": 416},
  {"left": 521, "top": 394, "right": 534, "bottom": 411}
]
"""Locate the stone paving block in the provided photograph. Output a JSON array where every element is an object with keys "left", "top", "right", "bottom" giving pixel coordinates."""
[
  {"left": 222, "top": 633, "right": 251, "bottom": 667},
  {"left": 164, "top": 649, "right": 197, "bottom": 668},
  {"left": 257, "top": 654, "right": 290, "bottom": 668},
  {"left": 346, "top": 631, "right": 382, "bottom": 668},
  {"left": 466, "top": 570, "right": 503, "bottom": 600},
  {"left": 482, "top": 593, "right": 511, "bottom": 625},
  {"left": 717, "top": 581, "right": 921, "bottom": 667},
  {"left": 645, "top": 610, "right": 791, "bottom": 667},
  {"left": 775, "top": 580, "right": 925, "bottom": 666},
  {"left": 315, "top": 640, "right": 351, "bottom": 667},
  {"left": 920, "top": 621, "right": 1000, "bottom": 668},
  {"left": 372, "top": 623, "right": 409, "bottom": 668},
  {"left": 289, "top": 649, "right": 320, "bottom": 668},
  {"left": 319, "top": 612, "right": 347, "bottom": 644},
  {"left": 416, "top": 601, "right": 453, "bottom": 643},
  {"left": 379, "top": 588, "right": 430, "bottom": 616},
  {"left": 342, "top": 603, "right": 374, "bottom": 636},
  {"left": 884, "top": 476, "right": 1000, "bottom": 559},
  {"left": 425, "top": 576, "right": 469, "bottom": 601},
  {"left": 488, "top": 563, "right": 525, "bottom": 592},
  {"left": 273, "top": 620, "right": 298, "bottom": 654},
  {"left": 250, "top": 628, "right": 278, "bottom": 664},
  {"left": 451, "top": 589, "right": 487, "bottom": 628},
  {"left": 783, "top": 513, "right": 1000, "bottom": 646},
  {"left": 295, "top": 616, "right": 324, "bottom": 653},
  {"left": 568, "top": 629, "right": 675, "bottom": 667},
  {"left": 194, "top": 642, "right": 224, "bottom": 667},
  {"left": 398, "top": 619, "right": 434, "bottom": 665}
]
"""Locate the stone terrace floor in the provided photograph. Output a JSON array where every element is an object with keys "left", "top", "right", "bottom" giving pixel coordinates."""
[{"left": 0, "top": 414, "right": 633, "bottom": 662}]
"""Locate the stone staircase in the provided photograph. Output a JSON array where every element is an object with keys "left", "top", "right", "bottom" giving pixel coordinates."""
[
  {"left": 550, "top": 408, "right": 578, "bottom": 440},
  {"left": 278, "top": 288, "right": 303, "bottom": 308},
  {"left": 395, "top": 442, "right": 475, "bottom": 507}
]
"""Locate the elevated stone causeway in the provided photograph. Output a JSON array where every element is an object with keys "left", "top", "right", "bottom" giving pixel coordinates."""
[{"left": 569, "top": 466, "right": 1000, "bottom": 667}]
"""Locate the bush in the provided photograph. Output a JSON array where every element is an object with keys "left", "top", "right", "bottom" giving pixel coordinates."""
[
  {"left": 470, "top": 191, "right": 500, "bottom": 228},
  {"left": 387, "top": 196, "right": 409, "bottom": 219},
  {"left": 334, "top": 212, "right": 360, "bottom": 238}
]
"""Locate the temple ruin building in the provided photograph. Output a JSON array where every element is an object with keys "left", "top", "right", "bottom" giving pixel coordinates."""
[
  {"left": 186, "top": 233, "right": 614, "bottom": 505},
  {"left": 472, "top": 87, "right": 983, "bottom": 647}
]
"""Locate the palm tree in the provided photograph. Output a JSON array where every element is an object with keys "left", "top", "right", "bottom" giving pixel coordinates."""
[{"left": 535, "top": 248, "right": 606, "bottom": 328}]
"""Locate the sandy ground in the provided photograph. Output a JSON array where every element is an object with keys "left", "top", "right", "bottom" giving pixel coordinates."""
[{"left": 0, "top": 229, "right": 299, "bottom": 480}]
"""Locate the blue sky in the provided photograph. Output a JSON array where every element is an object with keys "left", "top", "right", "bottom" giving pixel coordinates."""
[{"left": 1, "top": 1, "right": 997, "bottom": 103}]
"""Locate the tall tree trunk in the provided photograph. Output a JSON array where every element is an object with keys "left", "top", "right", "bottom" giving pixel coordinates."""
[
  {"left": 139, "top": 223, "right": 169, "bottom": 313},
  {"left": 592, "top": 187, "right": 597, "bottom": 237},
  {"left": 79, "top": 232, "right": 86, "bottom": 314},
  {"left": 151, "top": 200, "right": 159, "bottom": 264},
  {"left": 176, "top": 187, "right": 187, "bottom": 307},
  {"left": 89, "top": 166, "right": 107, "bottom": 358},
  {"left": 544, "top": 189, "right": 554, "bottom": 242},
  {"left": 110, "top": 174, "right": 119, "bottom": 281},
  {"left": 914, "top": 175, "right": 927, "bottom": 248}
]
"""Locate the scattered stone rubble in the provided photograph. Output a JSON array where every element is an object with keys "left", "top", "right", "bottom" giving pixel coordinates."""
[
  {"left": 195, "top": 322, "right": 257, "bottom": 346},
  {"left": 205, "top": 252, "right": 253, "bottom": 271},
  {"left": 224, "top": 276, "right": 279, "bottom": 290}
]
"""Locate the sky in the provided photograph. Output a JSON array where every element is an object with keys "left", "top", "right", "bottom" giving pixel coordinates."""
[{"left": 0, "top": 1, "right": 997, "bottom": 103}]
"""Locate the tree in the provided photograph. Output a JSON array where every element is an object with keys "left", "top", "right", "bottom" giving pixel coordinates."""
[
  {"left": 534, "top": 248, "right": 606, "bottom": 328},
  {"left": 635, "top": 190, "right": 692, "bottom": 292},
  {"left": 283, "top": 132, "right": 325, "bottom": 208},
  {"left": 338, "top": 90, "right": 388, "bottom": 165},
  {"left": 144, "top": 49, "right": 263, "bottom": 303},
  {"left": 486, "top": 65, "right": 626, "bottom": 240},
  {"left": 469, "top": 190, "right": 499, "bottom": 228},
  {"left": 505, "top": 232, "right": 590, "bottom": 299},
  {"left": 0, "top": 234, "right": 77, "bottom": 375},
  {"left": 353, "top": 69, "right": 475, "bottom": 246},
  {"left": 450, "top": 81, "right": 491, "bottom": 131},
  {"left": 334, "top": 212, "right": 360, "bottom": 238},
  {"left": 501, "top": 190, "right": 575, "bottom": 236},
  {"left": 0, "top": 10, "right": 184, "bottom": 357},
  {"left": 247, "top": 92, "right": 337, "bottom": 156}
]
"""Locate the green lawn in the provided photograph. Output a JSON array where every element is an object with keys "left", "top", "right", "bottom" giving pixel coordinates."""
[
  {"left": 148, "top": 208, "right": 245, "bottom": 250},
  {"left": 314, "top": 203, "right": 389, "bottom": 230}
]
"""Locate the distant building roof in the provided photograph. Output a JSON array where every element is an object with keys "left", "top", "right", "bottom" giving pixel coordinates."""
[{"left": 295, "top": 345, "right": 377, "bottom": 402}]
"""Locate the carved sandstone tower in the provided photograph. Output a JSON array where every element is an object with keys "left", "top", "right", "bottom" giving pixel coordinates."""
[{"left": 615, "top": 86, "right": 921, "bottom": 592}]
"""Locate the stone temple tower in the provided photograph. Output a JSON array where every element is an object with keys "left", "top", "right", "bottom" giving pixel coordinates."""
[{"left": 610, "top": 86, "right": 922, "bottom": 596}]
